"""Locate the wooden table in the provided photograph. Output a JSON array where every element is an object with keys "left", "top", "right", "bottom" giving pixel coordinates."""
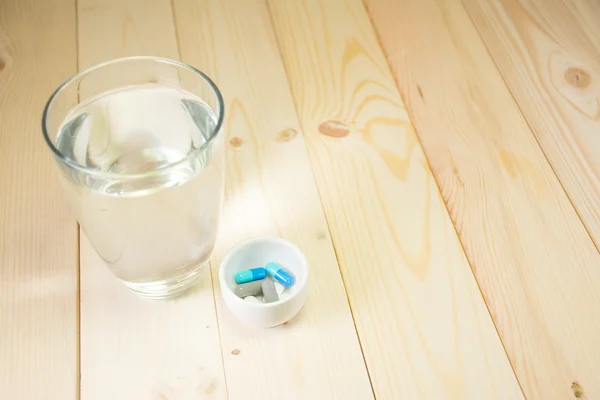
[{"left": 2, "top": 0, "right": 599, "bottom": 398}]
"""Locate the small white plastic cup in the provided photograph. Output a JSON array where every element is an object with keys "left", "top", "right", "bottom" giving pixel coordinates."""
[{"left": 219, "top": 237, "right": 308, "bottom": 328}]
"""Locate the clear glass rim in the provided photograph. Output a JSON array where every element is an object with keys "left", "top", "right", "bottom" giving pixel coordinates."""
[{"left": 41, "top": 56, "right": 225, "bottom": 180}]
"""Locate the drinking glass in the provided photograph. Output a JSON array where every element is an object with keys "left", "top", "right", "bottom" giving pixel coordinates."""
[{"left": 42, "top": 57, "right": 225, "bottom": 299}]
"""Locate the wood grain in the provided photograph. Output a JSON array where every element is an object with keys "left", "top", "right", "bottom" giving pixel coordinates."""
[
  {"left": 171, "top": 0, "right": 375, "bottom": 398},
  {"left": 266, "top": 0, "right": 523, "bottom": 398},
  {"left": 462, "top": 0, "right": 600, "bottom": 256},
  {"left": 77, "top": 1, "right": 226, "bottom": 398},
  {"left": 366, "top": 0, "right": 600, "bottom": 398},
  {"left": 0, "top": 0, "right": 79, "bottom": 399}
]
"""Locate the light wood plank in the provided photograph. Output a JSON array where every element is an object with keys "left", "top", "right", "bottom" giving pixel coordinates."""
[
  {"left": 462, "top": 3, "right": 600, "bottom": 398},
  {"left": 463, "top": 0, "right": 600, "bottom": 256},
  {"left": 266, "top": 0, "right": 523, "bottom": 398},
  {"left": 171, "top": 0, "right": 375, "bottom": 398},
  {"left": 0, "top": 0, "right": 79, "bottom": 398},
  {"left": 366, "top": 0, "right": 600, "bottom": 398},
  {"left": 77, "top": 1, "right": 226, "bottom": 398}
]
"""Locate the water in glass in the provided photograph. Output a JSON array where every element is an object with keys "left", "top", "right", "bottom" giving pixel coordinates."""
[{"left": 56, "top": 84, "right": 224, "bottom": 298}]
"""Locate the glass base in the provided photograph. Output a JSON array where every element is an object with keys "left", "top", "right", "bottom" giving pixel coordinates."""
[{"left": 121, "top": 266, "right": 205, "bottom": 300}]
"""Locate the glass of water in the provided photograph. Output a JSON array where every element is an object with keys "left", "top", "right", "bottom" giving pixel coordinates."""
[{"left": 42, "top": 57, "right": 225, "bottom": 299}]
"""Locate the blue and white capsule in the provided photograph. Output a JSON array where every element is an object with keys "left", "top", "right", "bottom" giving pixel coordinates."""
[
  {"left": 265, "top": 262, "right": 295, "bottom": 287},
  {"left": 234, "top": 267, "right": 267, "bottom": 284}
]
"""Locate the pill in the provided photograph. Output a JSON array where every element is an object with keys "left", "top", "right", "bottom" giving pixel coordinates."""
[
  {"left": 273, "top": 281, "right": 285, "bottom": 295},
  {"left": 261, "top": 278, "right": 279, "bottom": 303},
  {"left": 244, "top": 296, "right": 262, "bottom": 304},
  {"left": 265, "top": 262, "right": 295, "bottom": 287},
  {"left": 235, "top": 267, "right": 267, "bottom": 284},
  {"left": 234, "top": 280, "right": 263, "bottom": 298}
]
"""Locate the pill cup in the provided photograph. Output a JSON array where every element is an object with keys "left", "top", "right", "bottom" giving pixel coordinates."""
[{"left": 219, "top": 237, "right": 308, "bottom": 328}]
